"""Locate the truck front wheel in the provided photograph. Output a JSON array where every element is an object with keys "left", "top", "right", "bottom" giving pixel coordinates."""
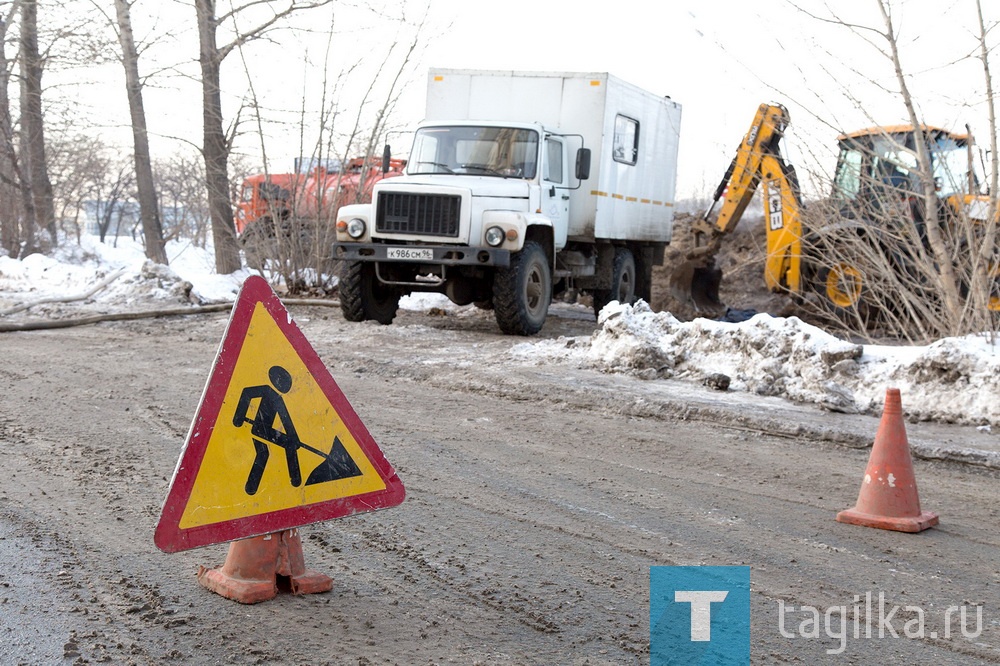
[
  {"left": 493, "top": 240, "right": 552, "bottom": 335},
  {"left": 339, "top": 261, "right": 400, "bottom": 325}
]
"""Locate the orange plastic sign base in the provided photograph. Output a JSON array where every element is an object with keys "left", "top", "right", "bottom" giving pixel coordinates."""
[{"left": 197, "top": 529, "right": 332, "bottom": 604}]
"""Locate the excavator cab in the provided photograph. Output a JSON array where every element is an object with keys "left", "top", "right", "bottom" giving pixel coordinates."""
[{"left": 832, "top": 126, "right": 986, "bottom": 223}]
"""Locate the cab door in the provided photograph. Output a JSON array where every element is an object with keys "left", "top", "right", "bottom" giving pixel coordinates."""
[{"left": 541, "top": 136, "right": 569, "bottom": 248}]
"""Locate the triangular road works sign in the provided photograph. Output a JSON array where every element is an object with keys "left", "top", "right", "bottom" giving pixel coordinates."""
[{"left": 155, "top": 275, "right": 405, "bottom": 553}]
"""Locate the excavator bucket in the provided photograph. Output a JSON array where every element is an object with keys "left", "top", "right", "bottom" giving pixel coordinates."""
[
  {"left": 666, "top": 257, "right": 725, "bottom": 314},
  {"left": 689, "top": 265, "right": 724, "bottom": 312},
  {"left": 663, "top": 212, "right": 727, "bottom": 317}
]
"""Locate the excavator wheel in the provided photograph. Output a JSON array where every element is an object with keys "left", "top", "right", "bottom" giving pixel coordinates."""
[
  {"left": 808, "top": 261, "right": 877, "bottom": 331},
  {"left": 822, "top": 261, "right": 864, "bottom": 309}
]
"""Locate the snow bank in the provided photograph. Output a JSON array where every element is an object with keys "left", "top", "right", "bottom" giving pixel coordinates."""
[
  {"left": 512, "top": 300, "right": 1000, "bottom": 426},
  {"left": 0, "top": 235, "right": 248, "bottom": 307}
]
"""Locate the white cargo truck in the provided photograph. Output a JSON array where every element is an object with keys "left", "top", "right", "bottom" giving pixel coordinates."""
[{"left": 333, "top": 69, "right": 682, "bottom": 334}]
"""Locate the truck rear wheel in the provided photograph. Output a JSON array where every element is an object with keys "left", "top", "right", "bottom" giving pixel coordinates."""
[
  {"left": 592, "top": 247, "right": 637, "bottom": 318},
  {"left": 339, "top": 261, "right": 399, "bottom": 325},
  {"left": 493, "top": 240, "right": 552, "bottom": 335}
]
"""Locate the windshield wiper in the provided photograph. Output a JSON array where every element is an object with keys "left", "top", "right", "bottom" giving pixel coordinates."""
[{"left": 414, "top": 161, "right": 454, "bottom": 173}]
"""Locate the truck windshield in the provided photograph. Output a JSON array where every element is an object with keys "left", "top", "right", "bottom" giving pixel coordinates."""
[{"left": 408, "top": 126, "right": 539, "bottom": 178}]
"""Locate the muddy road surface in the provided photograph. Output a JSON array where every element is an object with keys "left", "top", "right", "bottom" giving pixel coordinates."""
[{"left": 1, "top": 303, "right": 998, "bottom": 665}]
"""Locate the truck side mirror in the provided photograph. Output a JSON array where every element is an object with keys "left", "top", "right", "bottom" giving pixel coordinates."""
[
  {"left": 576, "top": 148, "right": 592, "bottom": 181},
  {"left": 382, "top": 145, "right": 391, "bottom": 174}
]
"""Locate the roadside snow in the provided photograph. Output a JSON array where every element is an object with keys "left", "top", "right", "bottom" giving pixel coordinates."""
[
  {"left": 0, "top": 234, "right": 250, "bottom": 307},
  {"left": 3, "top": 236, "right": 999, "bottom": 426},
  {"left": 512, "top": 301, "right": 1000, "bottom": 426}
]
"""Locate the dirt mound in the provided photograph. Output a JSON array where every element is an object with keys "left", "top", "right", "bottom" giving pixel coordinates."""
[{"left": 650, "top": 213, "right": 798, "bottom": 321}]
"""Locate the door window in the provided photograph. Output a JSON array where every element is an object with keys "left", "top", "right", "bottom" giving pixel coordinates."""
[{"left": 544, "top": 138, "right": 564, "bottom": 183}]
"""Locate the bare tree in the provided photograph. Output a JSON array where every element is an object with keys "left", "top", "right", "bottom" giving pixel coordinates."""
[
  {"left": 2, "top": 2, "right": 116, "bottom": 256},
  {"left": 18, "top": 0, "right": 54, "bottom": 254},
  {"left": 876, "top": 1, "right": 965, "bottom": 326},
  {"left": 108, "top": 0, "right": 167, "bottom": 264},
  {"left": 0, "top": 3, "right": 23, "bottom": 256},
  {"left": 231, "top": 5, "right": 426, "bottom": 291},
  {"left": 154, "top": 152, "right": 211, "bottom": 246},
  {"left": 194, "top": 0, "right": 333, "bottom": 274},
  {"left": 789, "top": 0, "right": 999, "bottom": 341},
  {"left": 93, "top": 160, "right": 135, "bottom": 244},
  {"left": 46, "top": 132, "right": 106, "bottom": 244}
]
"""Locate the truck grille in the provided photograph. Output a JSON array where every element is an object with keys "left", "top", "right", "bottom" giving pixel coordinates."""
[{"left": 376, "top": 192, "right": 461, "bottom": 237}]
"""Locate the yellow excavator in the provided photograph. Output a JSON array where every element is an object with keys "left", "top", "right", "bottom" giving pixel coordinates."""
[
  {"left": 669, "top": 103, "right": 803, "bottom": 312},
  {"left": 670, "top": 102, "right": 996, "bottom": 319}
]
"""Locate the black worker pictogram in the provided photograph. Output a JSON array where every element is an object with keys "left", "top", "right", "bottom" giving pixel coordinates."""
[{"left": 232, "top": 365, "right": 363, "bottom": 496}]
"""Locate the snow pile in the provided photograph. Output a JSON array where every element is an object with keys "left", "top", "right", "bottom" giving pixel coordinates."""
[
  {"left": 514, "top": 300, "right": 1000, "bottom": 426},
  {"left": 857, "top": 335, "right": 1000, "bottom": 426},
  {"left": 0, "top": 235, "right": 248, "bottom": 310},
  {"left": 590, "top": 301, "right": 864, "bottom": 411}
]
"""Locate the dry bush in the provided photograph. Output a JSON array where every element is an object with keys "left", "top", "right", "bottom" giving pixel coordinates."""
[{"left": 795, "top": 146, "right": 998, "bottom": 343}]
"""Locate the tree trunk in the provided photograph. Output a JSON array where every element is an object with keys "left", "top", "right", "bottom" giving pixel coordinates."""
[
  {"left": 114, "top": 0, "right": 167, "bottom": 265},
  {"left": 878, "top": 0, "right": 965, "bottom": 334},
  {"left": 195, "top": 0, "right": 241, "bottom": 274},
  {"left": 19, "top": 0, "right": 56, "bottom": 252},
  {"left": 0, "top": 12, "right": 21, "bottom": 256}
]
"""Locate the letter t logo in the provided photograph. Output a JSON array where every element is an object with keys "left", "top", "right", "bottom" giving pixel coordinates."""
[{"left": 674, "top": 590, "right": 729, "bottom": 641}]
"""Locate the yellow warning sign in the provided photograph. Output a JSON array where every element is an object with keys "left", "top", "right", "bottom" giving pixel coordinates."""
[
  {"left": 179, "top": 301, "right": 385, "bottom": 528},
  {"left": 154, "top": 276, "right": 404, "bottom": 553}
]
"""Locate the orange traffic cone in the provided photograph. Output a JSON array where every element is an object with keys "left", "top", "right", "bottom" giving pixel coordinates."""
[
  {"left": 836, "top": 388, "right": 938, "bottom": 533},
  {"left": 197, "top": 528, "right": 333, "bottom": 603}
]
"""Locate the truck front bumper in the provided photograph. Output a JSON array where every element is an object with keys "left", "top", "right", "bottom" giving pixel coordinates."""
[{"left": 333, "top": 242, "right": 510, "bottom": 268}]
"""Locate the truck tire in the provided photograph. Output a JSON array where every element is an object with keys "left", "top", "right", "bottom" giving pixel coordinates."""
[
  {"left": 634, "top": 246, "right": 654, "bottom": 304},
  {"left": 592, "top": 247, "right": 637, "bottom": 318},
  {"left": 339, "top": 261, "right": 399, "bottom": 325},
  {"left": 493, "top": 240, "right": 552, "bottom": 335}
]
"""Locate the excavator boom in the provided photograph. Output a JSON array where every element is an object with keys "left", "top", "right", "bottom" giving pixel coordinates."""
[{"left": 668, "top": 103, "right": 804, "bottom": 312}]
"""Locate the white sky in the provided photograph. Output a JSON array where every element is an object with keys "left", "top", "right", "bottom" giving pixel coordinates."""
[
  {"left": 410, "top": 0, "right": 998, "bottom": 200},
  {"left": 61, "top": 0, "right": 999, "bottom": 203}
]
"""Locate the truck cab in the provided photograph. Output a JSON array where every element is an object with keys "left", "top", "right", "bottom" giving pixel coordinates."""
[{"left": 334, "top": 120, "right": 588, "bottom": 334}]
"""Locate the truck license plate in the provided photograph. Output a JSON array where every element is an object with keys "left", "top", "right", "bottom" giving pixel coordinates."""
[{"left": 386, "top": 247, "right": 434, "bottom": 261}]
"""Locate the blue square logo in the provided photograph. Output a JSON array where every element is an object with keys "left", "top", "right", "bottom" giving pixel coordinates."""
[{"left": 650, "top": 566, "right": 750, "bottom": 665}]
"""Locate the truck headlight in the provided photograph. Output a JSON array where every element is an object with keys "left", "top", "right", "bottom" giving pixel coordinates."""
[
  {"left": 485, "top": 225, "right": 505, "bottom": 247},
  {"left": 346, "top": 218, "right": 366, "bottom": 239}
]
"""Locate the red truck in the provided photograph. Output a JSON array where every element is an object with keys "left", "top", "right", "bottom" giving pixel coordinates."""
[{"left": 235, "top": 157, "right": 406, "bottom": 270}]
